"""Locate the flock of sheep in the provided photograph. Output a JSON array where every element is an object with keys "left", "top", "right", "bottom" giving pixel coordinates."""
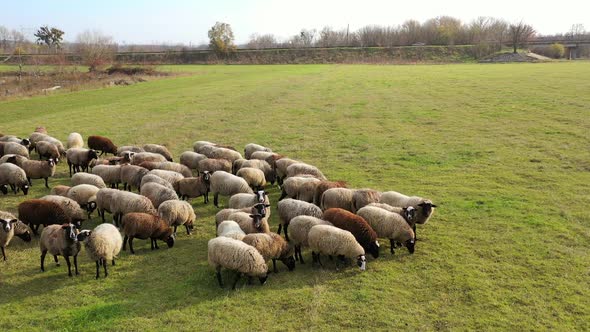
[{"left": 0, "top": 127, "right": 436, "bottom": 289}]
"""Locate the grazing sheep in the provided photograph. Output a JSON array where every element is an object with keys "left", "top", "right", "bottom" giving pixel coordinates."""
[
  {"left": 179, "top": 151, "right": 207, "bottom": 173},
  {"left": 28, "top": 132, "right": 49, "bottom": 152},
  {"left": 352, "top": 189, "right": 382, "bottom": 213},
  {"left": 0, "top": 163, "right": 29, "bottom": 195},
  {"left": 0, "top": 135, "right": 30, "bottom": 148},
  {"left": 35, "top": 126, "right": 47, "bottom": 134},
  {"left": 143, "top": 144, "right": 173, "bottom": 162},
  {"left": 0, "top": 216, "right": 18, "bottom": 261},
  {"left": 67, "top": 133, "right": 83, "bottom": 149},
  {"left": 210, "top": 147, "right": 243, "bottom": 163},
  {"left": 210, "top": 171, "right": 254, "bottom": 207},
  {"left": 140, "top": 174, "right": 175, "bottom": 191},
  {"left": 323, "top": 208, "right": 380, "bottom": 259},
  {"left": 40, "top": 195, "right": 87, "bottom": 225},
  {"left": 286, "top": 162, "right": 327, "bottom": 181},
  {"left": 356, "top": 206, "right": 416, "bottom": 255},
  {"left": 244, "top": 143, "right": 272, "bottom": 159},
  {"left": 32, "top": 134, "right": 66, "bottom": 156},
  {"left": 321, "top": 187, "right": 354, "bottom": 212},
  {"left": 92, "top": 164, "right": 122, "bottom": 188},
  {"left": 279, "top": 176, "right": 321, "bottom": 202},
  {"left": 51, "top": 185, "right": 71, "bottom": 196},
  {"left": 158, "top": 200, "right": 196, "bottom": 235},
  {"left": 242, "top": 232, "right": 295, "bottom": 273},
  {"left": 308, "top": 224, "right": 366, "bottom": 271},
  {"left": 217, "top": 220, "right": 246, "bottom": 240},
  {"left": 236, "top": 167, "right": 266, "bottom": 190},
  {"left": 35, "top": 141, "right": 60, "bottom": 161},
  {"left": 71, "top": 172, "right": 107, "bottom": 188},
  {"left": 130, "top": 152, "right": 167, "bottom": 165},
  {"left": 228, "top": 211, "right": 270, "bottom": 234},
  {"left": 95, "top": 188, "right": 118, "bottom": 223},
  {"left": 380, "top": 191, "right": 437, "bottom": 228},
  {"left": 139, "top": 161, "right": 192, "bottom": 177},
  {"left": 274, "top": 157, "right": 299, "bottom": 185},
  {"left": 176, "top": 172, "right": 211, "bottom": 203},
  {"left": 228, "top": 190, "right": 270, "bottom": 210},
  {"left": 76, "top": 223, "right": 123, "bottom": 279},
  {"left": 146, "top": 169, "right": 184, "bottom": 188},
  {"left": 121, "top": 213, "right": 174, "bottom": 254},
  {"left": 0, "top": 154, "right": 28, "bottom": 166},
  {"left": 236, "top": 159, "right": 276, "bottom": 184},
  {"left": 277, "top": 199, "right": 323, "bottom": 241},
  {"left": 232, "top": 158, "right": 246, "bottom": 174},
  {"left": 66, "top": 148, "right": 99, "bottom": 176},
  {"left": 117, "top": 145, "right": 145, "bottom": 156},
  {"left": 1, "top": 142, "right": 30, "bottom": 158},
  {"left": 314, "top": 180, "right": 348, "bottom": 206},
  {"left": 120, "top": 164, "right": 149, "bottom": 192},
  {"left": 197, "top": 158, "right": 232, "bottom": 174},
  {"left": 39, "top": 223, "right": 81, "bottom": 277},
  {"left": 215, "top": 203, "right": 269, "bottom": 228},
  {"left": 288, "top": 216, "right": 332, "bottom": 264},
  {"left": 110, "top": 191, "right": 157, "bottom": 226},
  {"left": 65, "top": 184, "right": 100, "bottom": 218},
  {"left": 208, "top": 237, "right": 268, "bottom": 289},
  {"left": 250, "top": 151, "right": 282, "bottom": 166},
  {"left": 88, "top": 135, "right": 118, "bottom": 156},
  {"left": 8, "top": 156, "right": 56, "bottom": 188},
  {"left": 140, "top": 182, "right": 179, "bottom": 209},
  {"left": 193, "top": 140, "right": 216, "bottom": 153}
]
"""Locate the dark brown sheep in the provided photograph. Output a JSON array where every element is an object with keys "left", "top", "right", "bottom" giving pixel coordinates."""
[
  {"left": 313, "top": 180, "right": 347, "bottom": 206},
  {"left": 88, "top": 136, "right": 118, "bottom": 156},
  {"left": 323, "top": 208, "right": 380, "bottom": 259},
  {"left": 18, "top": 199, "right": 72, "bottom": 235},
  {"left": 121, "top": 213, "right": 174, "bottom": 254}
]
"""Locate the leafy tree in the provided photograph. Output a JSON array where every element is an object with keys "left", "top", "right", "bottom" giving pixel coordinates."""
[
  {"left": 208, "top": 22, "right": 236, "bottom": 56},
  {"left": 34, "top": 26, "right": 64, "bottom": 51},
  {"left": 548, "top": 43, "right": 565, "bottom": 58}
]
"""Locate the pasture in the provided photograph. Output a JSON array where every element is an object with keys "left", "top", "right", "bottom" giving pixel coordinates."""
[{"left": 0, "top": 63, "right": 589, "bottom": 331}]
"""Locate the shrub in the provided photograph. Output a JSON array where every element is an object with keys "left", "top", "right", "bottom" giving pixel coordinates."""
[{"left": 548, "top": 43, "right": 565, "bottom": 59}]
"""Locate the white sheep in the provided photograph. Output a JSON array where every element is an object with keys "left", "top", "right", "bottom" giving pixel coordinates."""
[
  {"left": 0, "top": 162, "right": 30, "bottom": 195},
  {"left": 2, "top": 142, "right": 30, "bottom": 158},
  {"left": 277, "top": 198, "right": 323, "bottom": 241},
  {"left": 279, "top": 176, "right": 320, "bottom": 202},
  {"left": 66, "top": 184, "right": 100, "bottom": 218},
  {"left": 66, "top": 148, "right": 98, "bottom": 176},
  {"left": 179, "top": 151, "right": 207, "bottom": 173},
  {"left": 0, "top": 215, "right": 18, "bottom": 260},
  {"left": 117, "top": 145, "right": 145, "bottom": 156},
  {"left": 110, "top": 190, "right": 157, "bottom": 226},
  {"left": 15, "top": 157, "right": 57, "bottom": 188},
  {"left": 158, "top": 200, "right": 196, "bottom": 235},
  {"left": 287, "top": 216, "right": 332, "bottom": 264},
  {"left": 76, "top": 223, "right": 123, "bottom": 279},
  {"left": 39, "top": 223, "right": 81, "bottom": 277},
  {"left": 71, "top": 172, "right": 107, "bottom": 188},
  {"left": 380, "top": 191, "right": 437, "bottom": 239},
  {"left": 321, "top": 187, "right": 354, "bottom": 212},
  {"left": 237, "top": 159, "right": 276, "bottom": 185},
  {"left": 140, "top": 182, "right": 179, "bottom": 209},
  {"left": 143, "top": 144, "right": 173, "bottom": 161},
  {"left": 242, "top": 232, "right": 295, "bottom": 273},
  {"left": 274, "top": 157, "right": 299, "bottom": 185},
  {"left": 286, "top": 162, "right": 327, "bottom": 180},
  {"left": 210, "top": 147, "right": 243, "bottom": 163},
  {"left": 143, "top": 161, "right": 192, "bottom": 177},
  {"left": 209, "top": 171, "right": 254, "bottom": 207},
  {"left": 146, "top": 169, "right": 184, "bottom": 188},
  {"left": 35, "top": 141, "right": 60, "bottom": 160},
  {"left": 244, "top": 143, "right": 272, "bottom": 159},
  {"left": 120, "top": 164, "right": 149, "bottom": 192},
  {"left": 208, "top": 236, "right": 268, "bottom": 289},
  {"left": 351, "top": 189, "right": 382, "bottom": 213},
  {"left": 140, "top": 174, "right": 175, "bottom": 191},
  {"left": 131, "top": 152, "right": 167, "bottom": 165},
  {"left": 356, "top": 205, "right": 416, "bottom": 255},
  {"left": 67, "top": 132, "right": 84, "bottom": 149},
  {"left": 216, "top": 220, "right": 246, "bottom": 240},
  {"left": 176, "top": 172, "right": 211, "bottom": 203},
  {"left": 236, "top": 167, "right": 266, "bottom": 189},
  {"left": 92, "top": 164, "right": 122, "bottom": 189},
  {"left": 95, "top": 188, "right": 119, "bottom": 223},
  {"left": 308, "top": 224, "right": 366, "bottom": 271}
]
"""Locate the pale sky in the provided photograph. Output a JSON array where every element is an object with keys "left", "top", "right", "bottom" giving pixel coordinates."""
[{"left": 2, "top": 0, "right": 589, "bottom": 45}]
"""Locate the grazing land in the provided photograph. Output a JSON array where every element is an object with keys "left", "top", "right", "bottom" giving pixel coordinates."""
[{"left": 0, "top": 63, "right": 589, "bottom": 330}]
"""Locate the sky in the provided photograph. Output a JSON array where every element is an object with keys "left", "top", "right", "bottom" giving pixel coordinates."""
[{"left": 2, "top": 0, "right": 589, "bottom": 45}]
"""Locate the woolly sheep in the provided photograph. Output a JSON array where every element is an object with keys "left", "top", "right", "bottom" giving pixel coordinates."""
[
  {"left": 228, "top": 211, "right": 270, "bottom": 234},
  {"left": 197, "top": 158, "right": 232, "bottom": 174},
  {"left": 71, "top": 172, "right": 107, "bottom": 188},
  {"left": 40, "top": 195, "right": 87, "bottom": 224},
  {"left": 0, "top": 154, "right": 28, "bottom": 166},
  {"left": 176, "top": 172, "right": 211, "bottom": 203},
  {"left": 323, "top": 208, "right": 380, "bottom": 259},
  {"left": 214, "top": 203, "right": 268, "bottom": 228},
  {"left": 121, "top": 213, "right": 174, "bottom": 254},
  {"left": 244, "top": 143, "right": 272, "bottom": 159},
  {"left": 39, "top": 223, "right": 81, "bottom": 276},
  {"left": 158, "top": 200, "right": 196, "bottom": 235},
  {"left": 250, "top": 151, "right": 282, "bottom": 166},
  {"left": 210, "top": 171, "right": 254, "bottom": 207},
  {"left": 236, "top": 167, "right": 266, "bottom": 189},
  {"left": 287, "top": 215, "right": 332, "bottom": 264},
  {"left": 351, "top": 189, "right": 382, "bottom": 213},
  {"left": 274, "top": 157, "right": 299, "bottom": 185},
  {"left": 35, "top": 141, "right": 60, "bottom": 161},
  {"left": 0, "top": 163, "right": 29, "bottom": 195},
  {"left": 242, "top": 232, "right": 295, "bottom": 273},
  {"left": 95, "top": 188, "right": 118, "bottom": 223},
  {"left": 66, "top": 148, "right": 99, "bottom": 176},
  {"left": 279, "top": 176, "right": 320, "bottom": 202},
  {"left": 210, "top": 147, "right": 243, "bottom": 163},
  {"left": 236, "top": 159, "right": 276, "bottom": 184},
  {"left": 380, "top": 191, "right": 437, "bottom": 228},
  {"left": 217, "top": 220, "right": 246, "bottom": 240},
  {"left": 131, "top": 152, "right": 167, "bottom": 165},
  {"left": 179, "top": 151, "right": 207, "bottom": 172},
  {"left": 1, "top": 142, "right": 30, "bottom": 158},
  {"left": 110, "top": 191, "right": 157, "bottom": 226},
  {"left": 277, "top": 199, "right": 323, "bottom": 241},
  {"left": 39, "top": 135, "right": 66, "bottom": 156},
  {"left": 51, "top": 185, "right": 71, "bottom": 196},
  {"left": 192, "top": 141, "right": 215, "bottom": 153},
  {"left": 120, "top": 164, "right": 149, "bottom": 192},
  {"left": 143, "top": 144, "right": 173, "bottom": 161},
  {"left": 356, "top": 206, "right": 416, "bottom": 255},
  {"left": 117, "top": 145, "right": 145, "bottom": 156},
  {"left": 140, "top": 182, "right": 179, "bottom": 209},
  {"left": 228, "top": 190, "right": 270, "bottom": 210},
  {"left": 140, "top": 174, "right": 175, "bottom": 191},
  {"left": 34, "top": 126, "right": 48, "bottom": 134},
  {"left": 0, "top": 216, "right": 18, "bottom": 260},
  {"left": 321, "top": 187, "right": 354, "bottom": 212},
  {"left": 140, "top": 161, "right": 192, "bottom": 177},
  {"left": 308, "top": 225, "right": 366, "bottom": 271},
  {"left": 65, "top": 184, "right": 100, "bottom": 218},
  {"left": 92, "top": 164, "right": 122, "bottom": 188},
  {"left": 10, "top": 156, "right": 56, "bottom": 188},
  {"left": 76, "top": 223, "right": 123, "bottom": 279},
  {"left": 88, "top": 135, "right": 117, "bottom": 156},
  {"left": 147, "top": 169, "right": 184, "bottom": 188},
  {"left": 208, "top": 236, "right": 268, "bottom": 289},
  {"left": 67, "top": 132, "right": 83, "bottom": 149},
  {"left": 28, "top": 132, "right": 49, "bottom": 152},
  {"left": 313, "top": 180, "right": 347, "bottom": 206},
  {"left": 0, "top": 135, "right": 30, "bottom": 146},
  {"left": 286, "top": 162, "right": 327, "bottom": 181}
]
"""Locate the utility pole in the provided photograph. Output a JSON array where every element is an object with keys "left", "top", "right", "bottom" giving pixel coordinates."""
[{"left": 346, "top": 24, "right": 350, "bottom": 46}]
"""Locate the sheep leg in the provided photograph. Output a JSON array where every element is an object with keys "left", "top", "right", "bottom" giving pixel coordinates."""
[
  {"left": 129, "top": 237, "right": 135, "bottom": 254},
  {"left": 65, "top": 256, "right": 72, "bottom": 277},
  {"left": 95, "top": 260, "right": 100, "bottom": 279},
  {"left": 317, "top": 254, "right": 323, "bottom": 267},
  {"left": 103, "top": 258, "right": 108, "bottom": 278},
  {"left": 185, "top": 224, "right": 191, "bottom": 235},
  {"left": 40, "top": 250, "right": 47, "bottom": 271},
  {"left": 279, "top": 189, "right": 287, "bottom": 201},
  {"left": 173, "top": 225, "right": 178, "bottom": 236},
  {"left": 413, "top": 225, "right": 418, "bottom": 241},
  {"left": 68, "top": 163, "right": 72, "bottom": 177},
  {"left": 298, "top": 246, "right": 305, "bottom": 264},
  {"left": 154, "top": 239, "right": 159, "bottom": 249},
  {"left": 27, "top": 177, "right": 32, "bottom": 186},
  {"left": 272, "top": 259, "right": 278, "bottom": 273},
  {"left": 74, "top": 255, "right": 79, "bottom": 275},
  {"left": 390, "top": 239, "right": 396, "bottom": 255},
  {"left": 231, "top": 272, "right": 242, "bottom": 290},
  {"left": 213, "top": 193, "right": 219, "bottom": 207},
  {"left": 112, "top": 259, "right": 115, "bottom": 266},
  {"left": 216, "top": 266, "right": 223, "bottom": 288},
  {"left": 277, "top": 223, "right": 282, "bottom": 235},
  {"left": 123, "top": 235, "right": 128, "bottom": 250},
  {"left": 150, "top": 239, "right": 155, "bottom": 250},
  {"left": 54, "top": 255, "right": 60, "bottom": 266},
  {"left": 1, "top": 247, "right": 5, "bottom": 261},
  {"left": 284, "top": 224, "right": 290, "bottom": 242},
  {"left": 44, "top": 177, "right": 49, "bottom": 188}
]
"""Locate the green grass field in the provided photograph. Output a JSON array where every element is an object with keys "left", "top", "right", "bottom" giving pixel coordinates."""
[{"left": 0, "top": 63, "right": 589, "bottom": 331}]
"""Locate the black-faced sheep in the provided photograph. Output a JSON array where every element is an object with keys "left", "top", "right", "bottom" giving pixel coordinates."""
[
  {"left": 0, "top": 216, "right": 18, "bottom": 260},
  {"left": 76, "top": 223, "right": 122, "bottom": 279},
  {"left": 0, "top": 162, "right": 29, "bottom": 195},
  {"left": 228, "top": 211, "right": 270, "bottom": 234},
  {"left": 308, "top": 224, "right": 366, "bottom": 271},
  {"left": 277, "top": 199, "right": 323, "bottom": 242},
  {"left": 380, "top": 191, "right": 437, "bottom": 239},
  {"left": 66, "top": 148, "right": 99, "bottom": 176},
  {"left": 210, "top": 171, "right": 254, "bottom": 208},
  {"left": 351, "top": 189, "right": 382, "bottom": 213},
  {"left": 88, "top": 135, "right": 118, "bottom": 156},
  {"left": 279, "top": 176, "right": 320, "bottom": 202},
  {"left": 39, "top": 223, "right": 81, "bottom": 277},
  {"left": 356, "top": 205, "right": 416, "bottom": 255},
  {"left": 287, "top": 215, "right": 332, "bottom": 264},
  {"left": 0, "top": 142, "right": 30, "bottom": 158},
  {"left": 120, "top": 164, "right": 149, "bottom": 192},
  {"left": 158, "top": 200, "right": 196, "bottom": 235},
  {"left": 242, "top": 232, "right": 295, "bottom": 273},
  {"left": 274, "top": 157, "right": 299, "bottom": 185},
  {"left": 9, "top": 156, "right": 56, "bottom": 188},
  {"left": 320, "top": 187, "right": 354, "bottom": 212},
  {"left": 323, "top": 208, "right": 380, "bottom": 259},
  {"left": 143, "top": 144, "right": 173, "bottom": 162},
  {"left": 228, "top": 190, "right": 270, "bottom": 210},
  {"left": 65, "top": 184, "right": 100, "bottom": 218},
  {"left": 35, "top": 141, "right": 60, "bottom": 161},
  {"left": 121, "top": 212, "right": 174, "bottom": 254},
  {"left": 236, "top": 167, "right": 266, "bottom": 190},
  {"left": 176, "top": 171, "right": 210, "bottom": 203},
  {"left": 208, "top": 236, "right": 268, "bottom": 289},
  {"left": 215, "top": 203, "right": 269, "bottom": 228}
]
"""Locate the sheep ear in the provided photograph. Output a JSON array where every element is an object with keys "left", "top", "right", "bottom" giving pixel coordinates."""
[
  {"left": 431, "top": 204, "right": 437, "bottom": 208},
  {"left": 10, "top": 219, "right": 17, "bottom": 224},
  {"left": 265, "top": 204, "right": 270, "bottom": 207},
  {"left": 249, "top": 214, "right": 255, "bottom": 218},
  {"left": 417, "top": 203, "right": 424, "bottom": 207}
]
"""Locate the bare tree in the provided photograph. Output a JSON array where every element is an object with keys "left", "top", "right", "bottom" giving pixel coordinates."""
[
  {"left": 317, "top": 26, "right": 348, "bottom": 47},
  {"left": 401, "top": 20, "right": 422, "bottom": 45},
  {"left": 568, "top": 24, "right": 586, "bottom": 40},
  {"left": 75, "top": 30, "right": 116, "bottom": 72},
  {"left": 509, "top": 21, "right": 535, "bottom": 53},
  {"left": 300, "top": 29, "right": 316, "bottom": 47},
  {"left": 247, "top": 33, "right": 277, "bottom": 49}
]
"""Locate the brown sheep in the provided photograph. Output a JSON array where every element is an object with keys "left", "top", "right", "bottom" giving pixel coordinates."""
[
  {"left": 18, "top": 199, "right": 72, "bottom": 235},
  {"left": 121, "top": 213, "right": 175, "bottom": 254},
  {"left": 323, "top": 208, "right": 380, "bottom": 259},
  {"left": 88, "top": 135, "right": 118, "bottom": 156},
  {"left": 242, "top": 232, "right": 295, "bottom": 273}
]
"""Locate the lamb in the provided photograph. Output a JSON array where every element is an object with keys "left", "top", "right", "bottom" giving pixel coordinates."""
[
  {"left": 287, "top": 216, "right": 332, "bottom": 264},
  {"left": 216, "top": 220, "right": 246, "bottom": 240},
  {"left": 209, "top": 171, "right": 254, "bottom": 207},
  {"left": 71, "top": 172, "right": 107, "bottom": 188},
  {"left": 39, "top": 223, "right": 81, "bottom": 277},
  {"left": 120, "top": 164, "right": 149, "bottom": 192},
  {"left": 356, "top": 205, "right": 416, "bottom": 255},
  {"left": 65, "top": 184, "right": 100, "bottom": 218},
  {"left": 0, "top": 216, "right": 18, "bottom": 260},
  {"left": 109, "top": 190, "right": 157, "bottom": 226},
  {"left": 35, "top": 141, "right": 60, "bottom": 161},
  {"left": 76, "top": 223, "right": 123, "bottom": 279},
  {"left": 158, "top": 200, "right": 196, "bottom": 235},
  {"left": 179, "top": 151, "right": 207, "bottom": 173},
  {"left": 88, "top": 135, "right": 118, "bottom": 156},
  {"left": 228, "top": 211, "right": 270, "bottom": 234},
  {"left": 215, "top": 203, "right": 269, "bottom": 228},
  {"left": 0, "top": 163, "right": 29, "bottom": 195},
  {"left": 308, "top": 224, "right": 366, "bottom": 271},
  {"left": 8, "top": 156, "right": 56, "bottom": 188},
  {"left": 277, "top": 199, "right": 323, "bottom": 241},
  {"left": 236, "top": 167, "right": 266, "bottom": 190},
  {"left": 176, "top": 171, "right": 210, "bottom": 203},
  {"left": 321, "top": 187, "right": 354, "bottom": 212},
  {"left": 279, "top": 176, "right": 321, "bottom": 202},
  {"left": 130, "top": 152, "right": 167, "bottom": 165},
  {"left": 286, "top": 162, "right": 327, "bottom": 181},
  {"left": 92, "top": 164, "right": 122, "bottom": 188},
  {"left": 140, "top": 182, "right": 179, "bottom": 209},
  {"left": 140, "top": 174, "right": 174, "bottom": 191},
  {"left": 197, "top": 158, "right": 232, "bottom": 174},
  {"left": 242, "top": 232, "right": 295, "bottom": 273},
  {"left": 121, "top": 212, "right": 174, "bottom": 254},
  {"left": 208, "top": 236, "right": 268, "bottom": 289},
  {"left": 146, "top": 169, "right": 184, "bottom": 188},
  {"left": 313, "top": 180, "right": 347, "bottom": 206},
  {"left": 40, "top": 195, "right": 87, "bottom": 225},
  {"left": 117, "top": 145, "right": 145, "bottom": 156},
  {"left": 228, "top": 190, "right": 270, "bottom": 210},
  {"left": 51, "top": 185, "right": 71, "bottom": 196},
  {"left": 323, "top": 208, "right": 380, "bottom": 259},
  {"left": 143, "top": 144, "right": 173, "bottom": 162},
  {"left": 66, "top": 148, "right": 99, "bottom": 176},
  {"left": 67, "top": 132, "right": 83, "bottom": 149},
  {"left": 351, "top": 189, "right": 382, "bottom": 213},
  {"left": 244, "top": 143, "right": 272, "bottom": 159},
  {"left": 139, "top": 161, "right": 192, "bottom": 177},
  {"left": 274, "top": 157, "right": 299, "bottom": 185},
  {"left": 1, "top": 142, "right": 30, "bottom": 158},
  {"left": 380, "top": 191, "right": 437, "bottom": 227}
]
